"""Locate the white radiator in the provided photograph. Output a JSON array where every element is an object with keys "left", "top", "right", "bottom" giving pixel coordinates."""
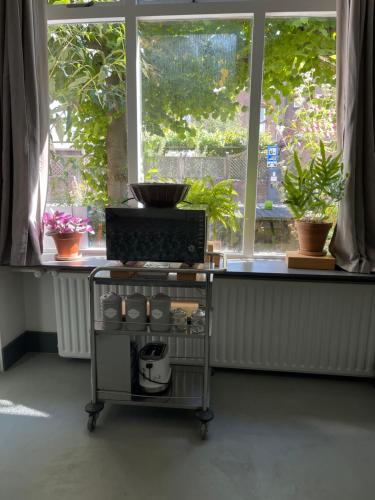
[
  {"left": 53, "top": 273, "right": 375, "bottom": 377},
  {"left": 53, "top": 273, "right": 91, "bottom": 358},
  {"left": 212, "top": 278, "right": 375, "bottom": 377}
]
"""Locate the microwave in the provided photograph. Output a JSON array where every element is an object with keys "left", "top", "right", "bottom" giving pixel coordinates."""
[{"left": 106, "top": 207, "right": 207, "bottom": 264}]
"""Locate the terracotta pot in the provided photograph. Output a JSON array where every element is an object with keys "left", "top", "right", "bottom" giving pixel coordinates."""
[
  {"left": 295, "top": 220, "right": 332, "bottom": 256},
  {"left": 52, "top": 233, "right": 83, "bottom": 260}
]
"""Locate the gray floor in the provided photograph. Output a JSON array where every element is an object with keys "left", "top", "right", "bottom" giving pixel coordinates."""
[{"left": 1, "top": 354, "right": 375, "bottom": 500}]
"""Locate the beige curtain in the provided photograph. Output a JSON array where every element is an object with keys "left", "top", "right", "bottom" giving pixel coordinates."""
[
  {"left": 330, "top": 0, "right": 375, "bottom": 272},
  {"left": 0, "top": 0, "right": 49, "bottom": 266}
]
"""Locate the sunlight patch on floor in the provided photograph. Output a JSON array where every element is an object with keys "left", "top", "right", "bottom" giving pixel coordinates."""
[{"left": 0, "top": 399, "right": 50, "bottom": 418}]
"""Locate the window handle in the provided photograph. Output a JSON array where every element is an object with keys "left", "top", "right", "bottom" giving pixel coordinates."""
[{"left": 67, "top": 1, "right": 94, "bottom": 7}]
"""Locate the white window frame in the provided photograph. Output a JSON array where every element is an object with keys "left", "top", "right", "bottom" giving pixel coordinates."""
[{"left": 47, "top": 0, "right": 336, "bottom": 258}]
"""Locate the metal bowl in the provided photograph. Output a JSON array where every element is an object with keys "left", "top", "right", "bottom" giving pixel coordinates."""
[{"left": 129, "top": 183, "right": 190, "bottom": 208}]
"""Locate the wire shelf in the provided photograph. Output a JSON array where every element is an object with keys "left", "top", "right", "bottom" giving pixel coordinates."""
[{"left": 95, "top": 320, "right": 206, "bottom": 338}]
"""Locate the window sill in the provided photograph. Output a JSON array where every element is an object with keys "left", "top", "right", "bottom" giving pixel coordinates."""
[{"left": 8, "top": 254, "right": 374, "bottom": 284}]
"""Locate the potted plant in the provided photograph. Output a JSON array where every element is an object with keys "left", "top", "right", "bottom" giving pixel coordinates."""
[
  {"left": 43, "top": 210, "right": 94, "bottom": 261},
  {"left": 144, "top": 169, "right": 242, "bottom": 251},
  {"left": 282, "top": 141, "right": 347, "bottom": 256},
  {"left": 181, "top": 176, "right": 242, "bottom": 251}
]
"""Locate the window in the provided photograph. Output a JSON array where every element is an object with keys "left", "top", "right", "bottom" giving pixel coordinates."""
[
  {"left": 139, "top": 18, "right": 252, "bottom": 253},
  {"left": 47, "top": 21, "right": 126, "bottom": 249},
  {"left": 47, "top": 0, "right": 336, "bottom": 257},
  {"left": 254, "top": 16, "right": 337, "bottom": 255}
]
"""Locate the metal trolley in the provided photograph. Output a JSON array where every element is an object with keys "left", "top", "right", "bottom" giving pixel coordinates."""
[{"left": 85, "top": 266, "right": 220, "bottom": 440}]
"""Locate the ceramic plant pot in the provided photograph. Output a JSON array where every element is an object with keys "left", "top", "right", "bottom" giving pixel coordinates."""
[
  {"left": 52, "top": 233, "right": 83, "bottom": 261},
  {"left": 129, "top": 183, "right": 190, "bottom": 208},
  {"left": 295, "top": 220, "right": 332, "bottom": 256}
]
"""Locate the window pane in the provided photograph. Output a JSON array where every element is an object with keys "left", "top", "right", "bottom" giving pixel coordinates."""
[
  {"left": 47, "top": 22, "right": 127, "bottom": 249},
  {"left": 139, "top": 19, "right": 253, "bottom": 254},
  {"left": 255, "top": 17, "right": 337, "bottom": 255}
]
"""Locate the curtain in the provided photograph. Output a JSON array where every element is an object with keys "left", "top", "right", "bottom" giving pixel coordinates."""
[
  {"left": 330, "top": 0, "right": 375, "bottom": 273},
  {"left": 0, "top": 0, "right": 49, "bottom": 266}
]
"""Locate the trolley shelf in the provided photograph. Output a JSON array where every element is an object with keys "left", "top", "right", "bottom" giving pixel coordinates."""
[
  {"left": 94, "top": 328, "right": 206, "bottom": 339},
  {"left": 93, "top": 271, "right": 208, "bottom": 288},
  {"left": 97, "top": 365, "right": 204, "bottom": 410}
]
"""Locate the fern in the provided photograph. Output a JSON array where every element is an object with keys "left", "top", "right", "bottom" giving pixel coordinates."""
[{"left": 144, "top": 170, "right": 241, "bottom": 240}]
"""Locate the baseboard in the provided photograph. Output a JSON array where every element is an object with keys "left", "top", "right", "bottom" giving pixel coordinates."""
[
  {"left": 2, "top": 331, "right": 58, "bottom": 370},
  {"left": 26, "top": 331, "right": 58, "bottom": 354},
  {"left": 2, "top": 333, "right": 27, "bottom": 371}
]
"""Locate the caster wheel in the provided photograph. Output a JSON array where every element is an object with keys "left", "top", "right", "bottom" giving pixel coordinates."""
[
  {"left": 87, "top": 414, "right": 97, "bottom": 433},
  {"left": 200, "top": 423, "right": 208, "bottom": 440}
]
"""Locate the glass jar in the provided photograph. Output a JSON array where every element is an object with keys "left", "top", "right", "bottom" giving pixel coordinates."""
[
  {"left": 190, "top": 307, "right": 205, "bottom": 334},
  {"left": 171, "top": 308, "right": 187, "bottom": 332}
]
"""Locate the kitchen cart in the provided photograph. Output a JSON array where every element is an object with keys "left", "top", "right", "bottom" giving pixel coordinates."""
[{"left": 85, "top": 265, "right": 222, "bottom": 440}]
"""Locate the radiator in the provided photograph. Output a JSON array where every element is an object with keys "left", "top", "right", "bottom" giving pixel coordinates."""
[
  {"left": 53, "top": 273, "right": 91, "bottom": 358},
  {"left": 212, "top": 278, "right": 375, "bottom": 377},
  {"left": 53, "top": 273, "right": 375, "bottom": 377}
]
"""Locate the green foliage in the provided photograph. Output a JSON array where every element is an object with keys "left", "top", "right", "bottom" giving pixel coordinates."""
[
  {"left": 197, "top": 129, "right": 246, "bottom": 156},
  {"left": 48, "top": 22, "right": 127, "bottom": 205},
  {"left": 283, "top": 141, "right": 347, "bottom": 221},
  {"left": 144, "top": 168, "right": 241, "bottom": 240},
  {"left": 143, "top": 126, "right": 247, "bottom": 165},
  {"left": 263, "top": 18, "right": 336, "bottom": 105},
  {"left": 142, "top": 133, "right": 167, "bottom": 167},
  {"left": 259, "top": 131, "right": 274, "bottom": 151},
  {"left": 269, "top": 70, "right": 337, "bottom": 160},
  {"left": 182, "top": 177, "right": 242, "bottom": 240},
  {"left": 139, "top": 20, "right": 251, "bottom": 138},
  {"left": 263, "top": 18, "right": 337, "bottom": 162},
  {"left": 48, "top": 15, "right": 337, "bottom": 209}
]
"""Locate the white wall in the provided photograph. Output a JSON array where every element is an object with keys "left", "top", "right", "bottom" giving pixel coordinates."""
[
  {"left": 0, "top": 268, "right": 26, "bottom": 370},
  {"left": 22, "top": 273, "right": 57, "bottom": 333},
  {"left": 0, "top": 270, "right": 57, "bottom": 370}
]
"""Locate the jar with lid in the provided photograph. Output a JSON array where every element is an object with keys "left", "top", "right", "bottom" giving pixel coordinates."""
[
  {"left": 171, "top": 308, "right": 187, "bottom": 332},
  {"left": 150, "top": 293, "right": 171, "bottom": 332},
  {"left": 125, "top": 293, "right": 147, "bottom": 331},
  {"left": 100, "top": 292, "right": 122, "bottom": 330},
  {"left": 190, "top": 307, "right": 206, "bottom": 334}
]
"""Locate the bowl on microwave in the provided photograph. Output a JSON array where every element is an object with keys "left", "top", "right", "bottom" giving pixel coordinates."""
[{"left": 129, "top": 183, "right": 190, "bottom": 208}]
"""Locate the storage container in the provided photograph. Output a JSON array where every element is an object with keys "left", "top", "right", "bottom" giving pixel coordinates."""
[
  {"left": 150, "top": 293, "right": 171, "bottom": 332},
  {"left": 100, "top": 292, "right": 122, "bottom": 330},
  {"left": 171, "top": 308, "right": 187, "bottom": 332},
  {"left": 191, "top": 307, "right": 205, "bottom": 334},
  {"left": 125, "top": 293, "right": 147, "bottom": 331}
]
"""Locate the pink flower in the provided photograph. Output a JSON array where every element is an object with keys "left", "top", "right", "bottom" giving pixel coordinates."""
[{"left": 43, "top": 210, "right": 95, "bottom": 235}]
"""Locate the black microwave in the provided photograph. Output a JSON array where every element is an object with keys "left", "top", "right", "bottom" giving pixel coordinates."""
[{"left": 106, "top": 208, "right": 207, "bottom": 264}]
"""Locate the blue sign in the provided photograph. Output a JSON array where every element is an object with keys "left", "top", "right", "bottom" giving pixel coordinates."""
[
  {"left": 267, "top": 145, "right": 279, "bottom": 167},
  {"left": 267, "top": 158, "right": 278, "bottom": 167}
]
